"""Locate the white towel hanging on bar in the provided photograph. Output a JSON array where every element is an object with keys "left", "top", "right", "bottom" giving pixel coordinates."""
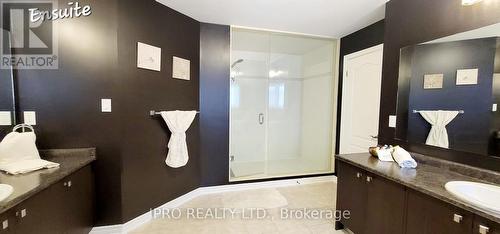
[
  {"left": 419, "top": 110, "right": 460, "bottom": 148},
  {"left": 160, "top": 111, "right": 196, "bottom": 168}
]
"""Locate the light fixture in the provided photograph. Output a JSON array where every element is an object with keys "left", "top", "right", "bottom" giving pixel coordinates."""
[
  {"left": 462, "top": 0, "right": 484, "bottom": 6},
  {"left": 269, "top": 70, "right": 284, "bottom": 78}
]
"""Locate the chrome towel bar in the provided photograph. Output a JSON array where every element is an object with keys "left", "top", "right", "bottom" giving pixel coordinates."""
[
  {"left": 149, "top": 110, "right": 200, "bottom": 116},
  {"left": 412, "top": 110, "right": 464, "bottom": 114}
]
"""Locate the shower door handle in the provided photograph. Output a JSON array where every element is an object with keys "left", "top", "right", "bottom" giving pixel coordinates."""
[{"left": 258, "top": 113, "right": 264, "bottom": 125}]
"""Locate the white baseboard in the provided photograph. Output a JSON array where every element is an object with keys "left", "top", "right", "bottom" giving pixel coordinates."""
[
  {"left": 90, "top": 175, "right": 336, "bottom": 234},
  {"left": 88, "top": 224, "right": 123, "bottom": 234}
]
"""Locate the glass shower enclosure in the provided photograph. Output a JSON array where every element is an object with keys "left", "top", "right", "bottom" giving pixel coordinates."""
[{"left": 229, "top": 28, "right": 337, "bottom": 181}]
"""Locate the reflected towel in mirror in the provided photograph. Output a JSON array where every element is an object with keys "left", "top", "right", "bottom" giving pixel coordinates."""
[{"left": 419, "top": 110, "right": 460, "bottom": 148}]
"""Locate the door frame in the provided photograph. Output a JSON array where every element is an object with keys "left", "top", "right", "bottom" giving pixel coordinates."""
[{"left": 339, "top": 44, "right": 384, "bottom": 154}]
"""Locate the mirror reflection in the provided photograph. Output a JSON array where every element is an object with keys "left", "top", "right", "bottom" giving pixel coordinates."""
[
  {"left": 0, "top": 29, "right": 15, "bottom": 136},
  {"left": 397, "top": 23, "right": 500, "bottom": 156}
]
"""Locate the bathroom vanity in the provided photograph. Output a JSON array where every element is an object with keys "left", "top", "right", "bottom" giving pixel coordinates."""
[
  {"left": 0, "top": 148, "right": 96, "bottom": 234},
  {"left": 335, "top": 153, "right": 500, "bottom": 234}
]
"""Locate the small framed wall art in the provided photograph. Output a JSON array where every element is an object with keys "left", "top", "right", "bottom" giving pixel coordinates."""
[
  {"left": 423, "top": 74, "right": 443, "bottom": 89},
  {"left": 137, "top": 42, "right": 161, "bottom": 71},
  {"left": 456, "top": 68, "right": 478, "bottom": 85},
  {"left": 172, "top": 56, "right": 190, "bottom": 80}
]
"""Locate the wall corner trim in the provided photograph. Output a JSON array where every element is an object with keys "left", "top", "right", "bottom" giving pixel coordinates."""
[{"left": 89, "top": 175, "right": 336, "bottom": 234}]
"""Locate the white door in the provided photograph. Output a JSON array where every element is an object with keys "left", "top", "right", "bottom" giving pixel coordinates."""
[{"left": 340, "top": 44, "right": 383, "bottom": 154}]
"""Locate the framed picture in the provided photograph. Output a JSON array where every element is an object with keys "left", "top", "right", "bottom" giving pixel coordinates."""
[
  {"left": 137, "top": 42, "right": 161, "bottom": 71},
  {"left": 423, "top": 74, "right": 443, "bottom": 89},
  {"left": 456, "top": 69, "right": 478, "bottom": 85},
  {"left": 172, "top": 56, "right": 190, "bottom": 80}
]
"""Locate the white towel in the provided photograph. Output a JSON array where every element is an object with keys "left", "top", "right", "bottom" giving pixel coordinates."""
[
  {"left": 419, "top": 110, "right": 459, "bottom": 148},
  {"left": 0, "top": 159, "right": 59, "bottom": 175},
  {"left": 0, "top": 132, "right": 40, "bottom": 162},
  {"left": 160, "top": 111, "right": 197, "bottom": 168},
  {"left": 377, "top": 148, "right": 395, "bottom": 162},
  {"left": 0, "top": 132, "right": 60, "bottom": 174},
  {"left": 392, "top": 146, "right": 417, "bottom": 168}
]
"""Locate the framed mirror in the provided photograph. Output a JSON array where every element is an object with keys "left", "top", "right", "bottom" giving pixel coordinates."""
[
  {"left": 0, "top": 29, "right": 16, "bottom": 136},
  {"left": 396, "top": 22, "right": 500, "bottom": 157}
]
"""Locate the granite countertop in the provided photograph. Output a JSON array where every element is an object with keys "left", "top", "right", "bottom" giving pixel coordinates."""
[
  {"left": 336, "top": 153, "right": 500, "bottom": 224},
  {"left": 0, "top": 148, "right": 96, "bottom": 214}
]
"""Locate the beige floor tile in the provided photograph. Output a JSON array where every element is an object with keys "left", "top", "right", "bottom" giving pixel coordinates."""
[{"left": 131, "top": 182, "right": 344, "bottom": 234}]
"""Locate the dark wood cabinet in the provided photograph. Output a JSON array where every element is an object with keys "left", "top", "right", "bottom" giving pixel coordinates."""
[
  {"left": 337, "top": 161, "right": 367, "bottom": 234},
  {"left": 0, "top": 209, "right": 15, "bottom": 234},
  {"left": 66, "top": 166, "right": 94, "bottom": 234},
  {"left": 406, "top": 189, "right": 473, "bottom": 234},
  {"left": 0, "top": 165, "right": 94, "bottom": 234},
  {"left": 336, "top": 159, "right": 500, "bottom": 234},
  {"left": 336, "top": 161, "right": 406, "bottom": 234},
  {"left": 473, "top": 216, "right": 500, "bottom": 234},
  {"left": 13, "top": 186, "right": 61, "bottom": 234},
  {"left": 364, "top": 173, "right": 406, "bottom": 234}
]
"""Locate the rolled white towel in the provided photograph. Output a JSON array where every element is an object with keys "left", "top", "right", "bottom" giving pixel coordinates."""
[{"left": 392, "top": 146, "right": 417, "bottom": 168}]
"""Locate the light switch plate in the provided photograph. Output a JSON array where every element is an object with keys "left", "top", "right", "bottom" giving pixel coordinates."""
[
  {"left": 101, "top": 99, "right": 112, "bottom": 113},
  {"left": 0, "top": 111, "right": 11, "bottom": 126},
  {"left": 23, "top": 111, "right": 36, "bottom": 125},
  {"left": 493, "top": 104, "right": 497, "bottom": 112},
  {"left": 2, "top": 220, "right": 7, "bottom": 229},
  {"left": 389, "top": 115, "right": 397, "bottom": 128}
]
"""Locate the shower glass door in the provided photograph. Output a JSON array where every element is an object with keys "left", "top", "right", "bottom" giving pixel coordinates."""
[
  {"left": 230, "top": 28, "right": 336, "bottom": 181},
  {"left": 230, "top": 30, "right": 269, "bottom": 179}
]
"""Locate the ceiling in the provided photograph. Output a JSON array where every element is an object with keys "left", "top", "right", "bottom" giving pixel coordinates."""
[
  {"left": 232, "top": 28, "right": 334, "bottom": 55},
  {"left": 156, "top": 0, "right": 388, "bottom": 38}
]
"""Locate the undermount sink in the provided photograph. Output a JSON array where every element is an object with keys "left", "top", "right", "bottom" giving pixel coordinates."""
[
  {"left": 445, "top": 181, "right": 500, "bottom": 215},
  {"left": 0, "top": 184, "right": 13, "bottom": 202}
]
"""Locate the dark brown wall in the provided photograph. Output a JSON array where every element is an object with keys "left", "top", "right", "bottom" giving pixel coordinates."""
[
  {"left": 199, "top": 23, "right": 230, "bottom": 186},
  {"left": 336, "top": 20, "right": 385, "bottom": 154},
  {"left": 14, "top": 0, "right": 122, "bottom": 225},
  {"left": 380, "top": 0, "right": 500, "bottom": 171},
  {"left": 10, "top": 0, "right": 202, "bottom": 225},
  {"left": 116, "top": 0, "right": 200, "bottom": 222}
]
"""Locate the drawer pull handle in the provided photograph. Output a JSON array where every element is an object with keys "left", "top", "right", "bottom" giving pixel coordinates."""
[
  {"left": 2, "top": 220, "right": 7, "bottom": 229},
  {"left": 15, "top": 209, "right": 27, "bottom": 218},
  {"left": 453, "top": 214, "right": 463, "bottom": 223},
  {"left": 479, "top": 225, "right": 490, "bottom": 234},
  {"left": 366, "top": 176, "right": 373, "bottom": 183},
  {"left": 21, "top": 209, "right": 27, "bottom": 218}
]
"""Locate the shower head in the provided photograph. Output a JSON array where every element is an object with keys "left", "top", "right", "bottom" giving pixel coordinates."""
[{"left": 231, "top": 59, "right": 244, "bottom": 68}]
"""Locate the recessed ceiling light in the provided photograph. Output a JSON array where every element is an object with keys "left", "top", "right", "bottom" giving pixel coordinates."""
[{"left": 462, "top": 0, "right": 484, "bottom": 6}]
